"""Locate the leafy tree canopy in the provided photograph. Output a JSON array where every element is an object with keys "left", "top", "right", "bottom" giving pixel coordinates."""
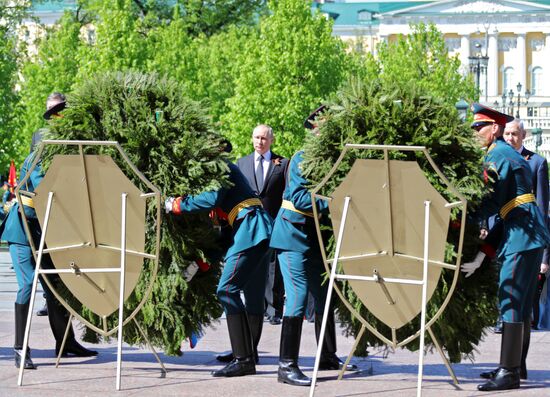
[
  {"left": 0, "top": 0, "right": 32, "bottom": 177},
  {"left": 221, "top": 0, "right": 352, "bottom": 158}
]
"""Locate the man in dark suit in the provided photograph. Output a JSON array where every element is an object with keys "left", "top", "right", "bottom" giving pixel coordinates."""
[
  {"left": 501, "top": 118, "right": 549, "bottom": 379},
  {"left": 237, "top": 124, "right": 288, "bottom": 327},
  {"left": 215, "top": 124, "right": 288, "bottom": 364}
]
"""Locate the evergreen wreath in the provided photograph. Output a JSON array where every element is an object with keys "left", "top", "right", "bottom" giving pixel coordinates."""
[
  {"left": 41, "top": 71, "right": 230, "bottom": 355},
  {"left": 302, "top": 78, "right": 499, "bottom": 363}
]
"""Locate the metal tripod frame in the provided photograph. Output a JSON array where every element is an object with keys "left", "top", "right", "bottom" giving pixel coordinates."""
[
  {"left": 308, "top": 144, "right": 467, "bottom": 397},
  {"left": 15, "top": 140, "right": 165, "bottom": 390}
]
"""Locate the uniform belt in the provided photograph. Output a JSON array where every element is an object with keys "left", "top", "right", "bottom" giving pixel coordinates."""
[
  {"left": 281, "top": 200, "right": 314, "bottom": 218},
  {"left": 19, "top": 196, "right": 35, "bottom": 208},
  {"left": 227, "top": 198, "right": 262, "bottom": 227},
  {"left": 499, "top": 193, "right": 535, "bottom": 219}
]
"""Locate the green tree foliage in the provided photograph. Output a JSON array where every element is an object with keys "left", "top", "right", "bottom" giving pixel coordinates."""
[
  {"left": 146, "top": 18, "right": 253, "bottom": 124},
  {"left": 15, "top": 12, "right": 84, "bottom": 158},
  {"left": 0, "top": 1, "right": 29, "bottom": 176},
  {"left": 222, "top": 0, "right": 350, "bottom": 158},
  {"left": 14, "top": 0, "right": 262, "bottom": 169},
  {"left": 302, "top": 25, "right": 497, "bottom": 363},
  {"left": 42, "top": 71, "right": 230, "bottom": 355},
  {"left": 173, "top": 0, "right": 266, "bottom": 37},
  {"left": 375, "top": 23, "right": 477, "bottom": 104},
  {"left": 77, "top": 0, "right": 149, "bottom": 78}
]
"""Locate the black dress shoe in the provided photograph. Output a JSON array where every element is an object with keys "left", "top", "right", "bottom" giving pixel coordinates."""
[
  {"left": 477, "top": 367, "right": 520, "bottom": 391},
  {"left": 318, "top": 353, "right": 358, "bottom": 371},
  {"left": 56, "top": 340, "right": 98, "bottom": 357},
  {"left": 14, "top": 349, "right": 36, "bottom": 370},
  {"left": 216, "top": 351, "right": 234, "bottom": 363},
  {"left": 277, "top": 362, "right": 311, "bottom": 386},
  {"left": 269, "top": 316, "right": 282, "bottom": 325},
  {"left": 216, "top": 351, "right": 259, "bottom": 364},
  {"left": 36, "top": 305, "right": 48, "bottom": 316},
  {"left": 211, "top": 357, "right": 256, "bottom": 377},
  {"left": 480, "top": 366, "right": 527, "bottom": 380},
  {"left": 479, "top": 368, "right": 498, "bottom": 379}
]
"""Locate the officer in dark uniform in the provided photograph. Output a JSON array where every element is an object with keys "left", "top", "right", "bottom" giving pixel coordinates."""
[
  {"left": 462, "top": 103, "right": 550, "bottom": 391},
  {"left": 270, "top": 106, "right": 356, "bottom": 387},
  {"left": 0, "top": 93, "right": 98, "bottom": 369},
  {"left": 165, "top": 150, "right": 272, "bottom": 378}
]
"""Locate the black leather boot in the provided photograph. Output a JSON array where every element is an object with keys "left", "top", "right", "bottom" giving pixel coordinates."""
[
  {"left": 278, "top": 316, "right": 311, "bottom": 386},
  {"left": 478, "top": 322, "right": 522, "bottom": 391},
  {"left": 216, "top": 313, "right": 263, "bottom": 364},
  {"left": 48, "top": 298, "right": 97, "bottom": 357},
  {"left": 14, "top": 303, "right": 36, "bottom": 369},
  {"left": 212, "top": 313, "right": 256, "bottom": 377},
  {"left": 519, "top": 318, "right": 530, "bottom": 380},
  {"left": 480, "top": 318, "right": 530, "bottom": 381},
  {"left": 315, "top": 312, "right": 357, "bottom": 371}
]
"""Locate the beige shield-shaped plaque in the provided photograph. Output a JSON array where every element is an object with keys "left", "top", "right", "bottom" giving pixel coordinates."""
[
  {"left": 34, "top": 155, "right": 145, "bottom": 317},
  {"left": 329, "top": 159, "right": 450, "bottom": 330}
]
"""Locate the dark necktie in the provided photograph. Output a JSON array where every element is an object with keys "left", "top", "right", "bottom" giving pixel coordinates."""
[{"left": 255, "top": 155, "right": 264, "bottom": 192}]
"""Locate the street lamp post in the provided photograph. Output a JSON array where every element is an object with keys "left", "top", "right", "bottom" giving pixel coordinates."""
[
  {"left": 493, "top": 83, "right": 530, "bottom": 118},
  {"left": 468, "top": 43, "right": 489, "bottom": 93},
  {"left": 513, "top": 82, "right": 530, "bottom": 118},
  {"left": 532, "top": 127, "right": 543, "bottom": 153}
]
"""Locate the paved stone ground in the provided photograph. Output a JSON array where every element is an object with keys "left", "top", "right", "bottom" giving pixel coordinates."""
[{"left": 0, "top": 248, "right": 549, "bottom": 396}]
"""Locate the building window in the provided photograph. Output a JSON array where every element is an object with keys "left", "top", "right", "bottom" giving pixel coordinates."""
[
  {"left": 503, "top": 67, "right": 515, "bottom": 93},
  {"left": 358, "top": 10, "right": 373, "bottom": 22},
  {"left": 531, "top": 67, "right": 543, "bottom": 96}
]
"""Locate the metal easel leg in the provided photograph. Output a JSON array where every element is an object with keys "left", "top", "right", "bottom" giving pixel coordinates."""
[
  {"left": 55, "top": 314, "right": 74, "bottom": 368},
  {"left": 427, "top": 327, "right": 458, "bottom": 385},
  {"left": 132, "top": 318, "right": 167, "bottom": 376},
  {"left": 18, "top": 191, "right": 55, "bottom": 386},
  {"left": 337, "top": 323, "right": 366, "bottom": 381},
  {"left": 309, "top": 196, "right": 352, "bottom": 397},
  {"left": 416, "top": 201, "right": 431, "bottom": 397},
  {"left": 116, "top": 193, "right": 128, "bottom": 391}
]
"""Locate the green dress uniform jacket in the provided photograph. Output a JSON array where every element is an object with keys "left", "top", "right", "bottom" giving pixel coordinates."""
[
  {"left": 270, "top": 151, "right": 328, "bottom": 253},
  {"left": 479, "top": 138, "right": 550, "bottom": 257}
]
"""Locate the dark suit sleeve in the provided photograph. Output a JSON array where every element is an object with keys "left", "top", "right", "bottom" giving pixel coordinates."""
[{"left": 536, "top": 158, "right": 550, "bottom": 264}]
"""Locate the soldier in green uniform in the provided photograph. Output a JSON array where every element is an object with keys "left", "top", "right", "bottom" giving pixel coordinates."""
[
  {"left": 462, "top": 103, "right": 550, "bottom": 391},
  {"left": 270, "top": 106, "right": 356, "bottom": 387},
  {"left": 0, "top": 94, "right": 98, "bottom": 369}
]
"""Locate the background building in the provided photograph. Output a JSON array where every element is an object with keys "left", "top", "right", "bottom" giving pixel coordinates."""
[{"left": 316, "top": 0, "right": 550, "bottom": 156}]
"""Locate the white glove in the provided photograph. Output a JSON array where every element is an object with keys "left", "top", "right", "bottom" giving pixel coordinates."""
[
  {"left": 164, "top": 197, "right": 175, "bottom": 214},
  {"left": 183, "top": 261, "right": 199, "bottom": 282},
  {"left": 461, "top": 251, "right": 486, "bottom": 278}
]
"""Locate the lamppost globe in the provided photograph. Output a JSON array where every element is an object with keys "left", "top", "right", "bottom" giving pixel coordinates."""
[{"left": 455, "top": 99, "right": 469, "bottom": 122}]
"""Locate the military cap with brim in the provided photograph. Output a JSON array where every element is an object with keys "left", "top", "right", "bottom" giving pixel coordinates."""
[
  {"left": 43, "top": 98, "right": 66, "bottom": 120},
  {"left": 304, "top": 105, "right": 327, "bottom": 129},
  {"left": 470, "top": 103, "right": 514, "bottom": 128}
]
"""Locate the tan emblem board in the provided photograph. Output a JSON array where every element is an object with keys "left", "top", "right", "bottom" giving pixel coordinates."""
[
  {"left": 328, "top": 159, "right": 451, "bottom": 330},
  {"left": 34, "top": 155, "right": 146, "bottom": 317}
]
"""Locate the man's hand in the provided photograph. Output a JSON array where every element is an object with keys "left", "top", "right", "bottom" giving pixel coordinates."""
[
  {"left": 479, "top": 228, "right": 488, "bottom": 240},
  {"left": 541, "top": 263, "right": 549, "bottom": 274},
  {"left": 462, "top": 251, "right": 486, "bottom": 278}
]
